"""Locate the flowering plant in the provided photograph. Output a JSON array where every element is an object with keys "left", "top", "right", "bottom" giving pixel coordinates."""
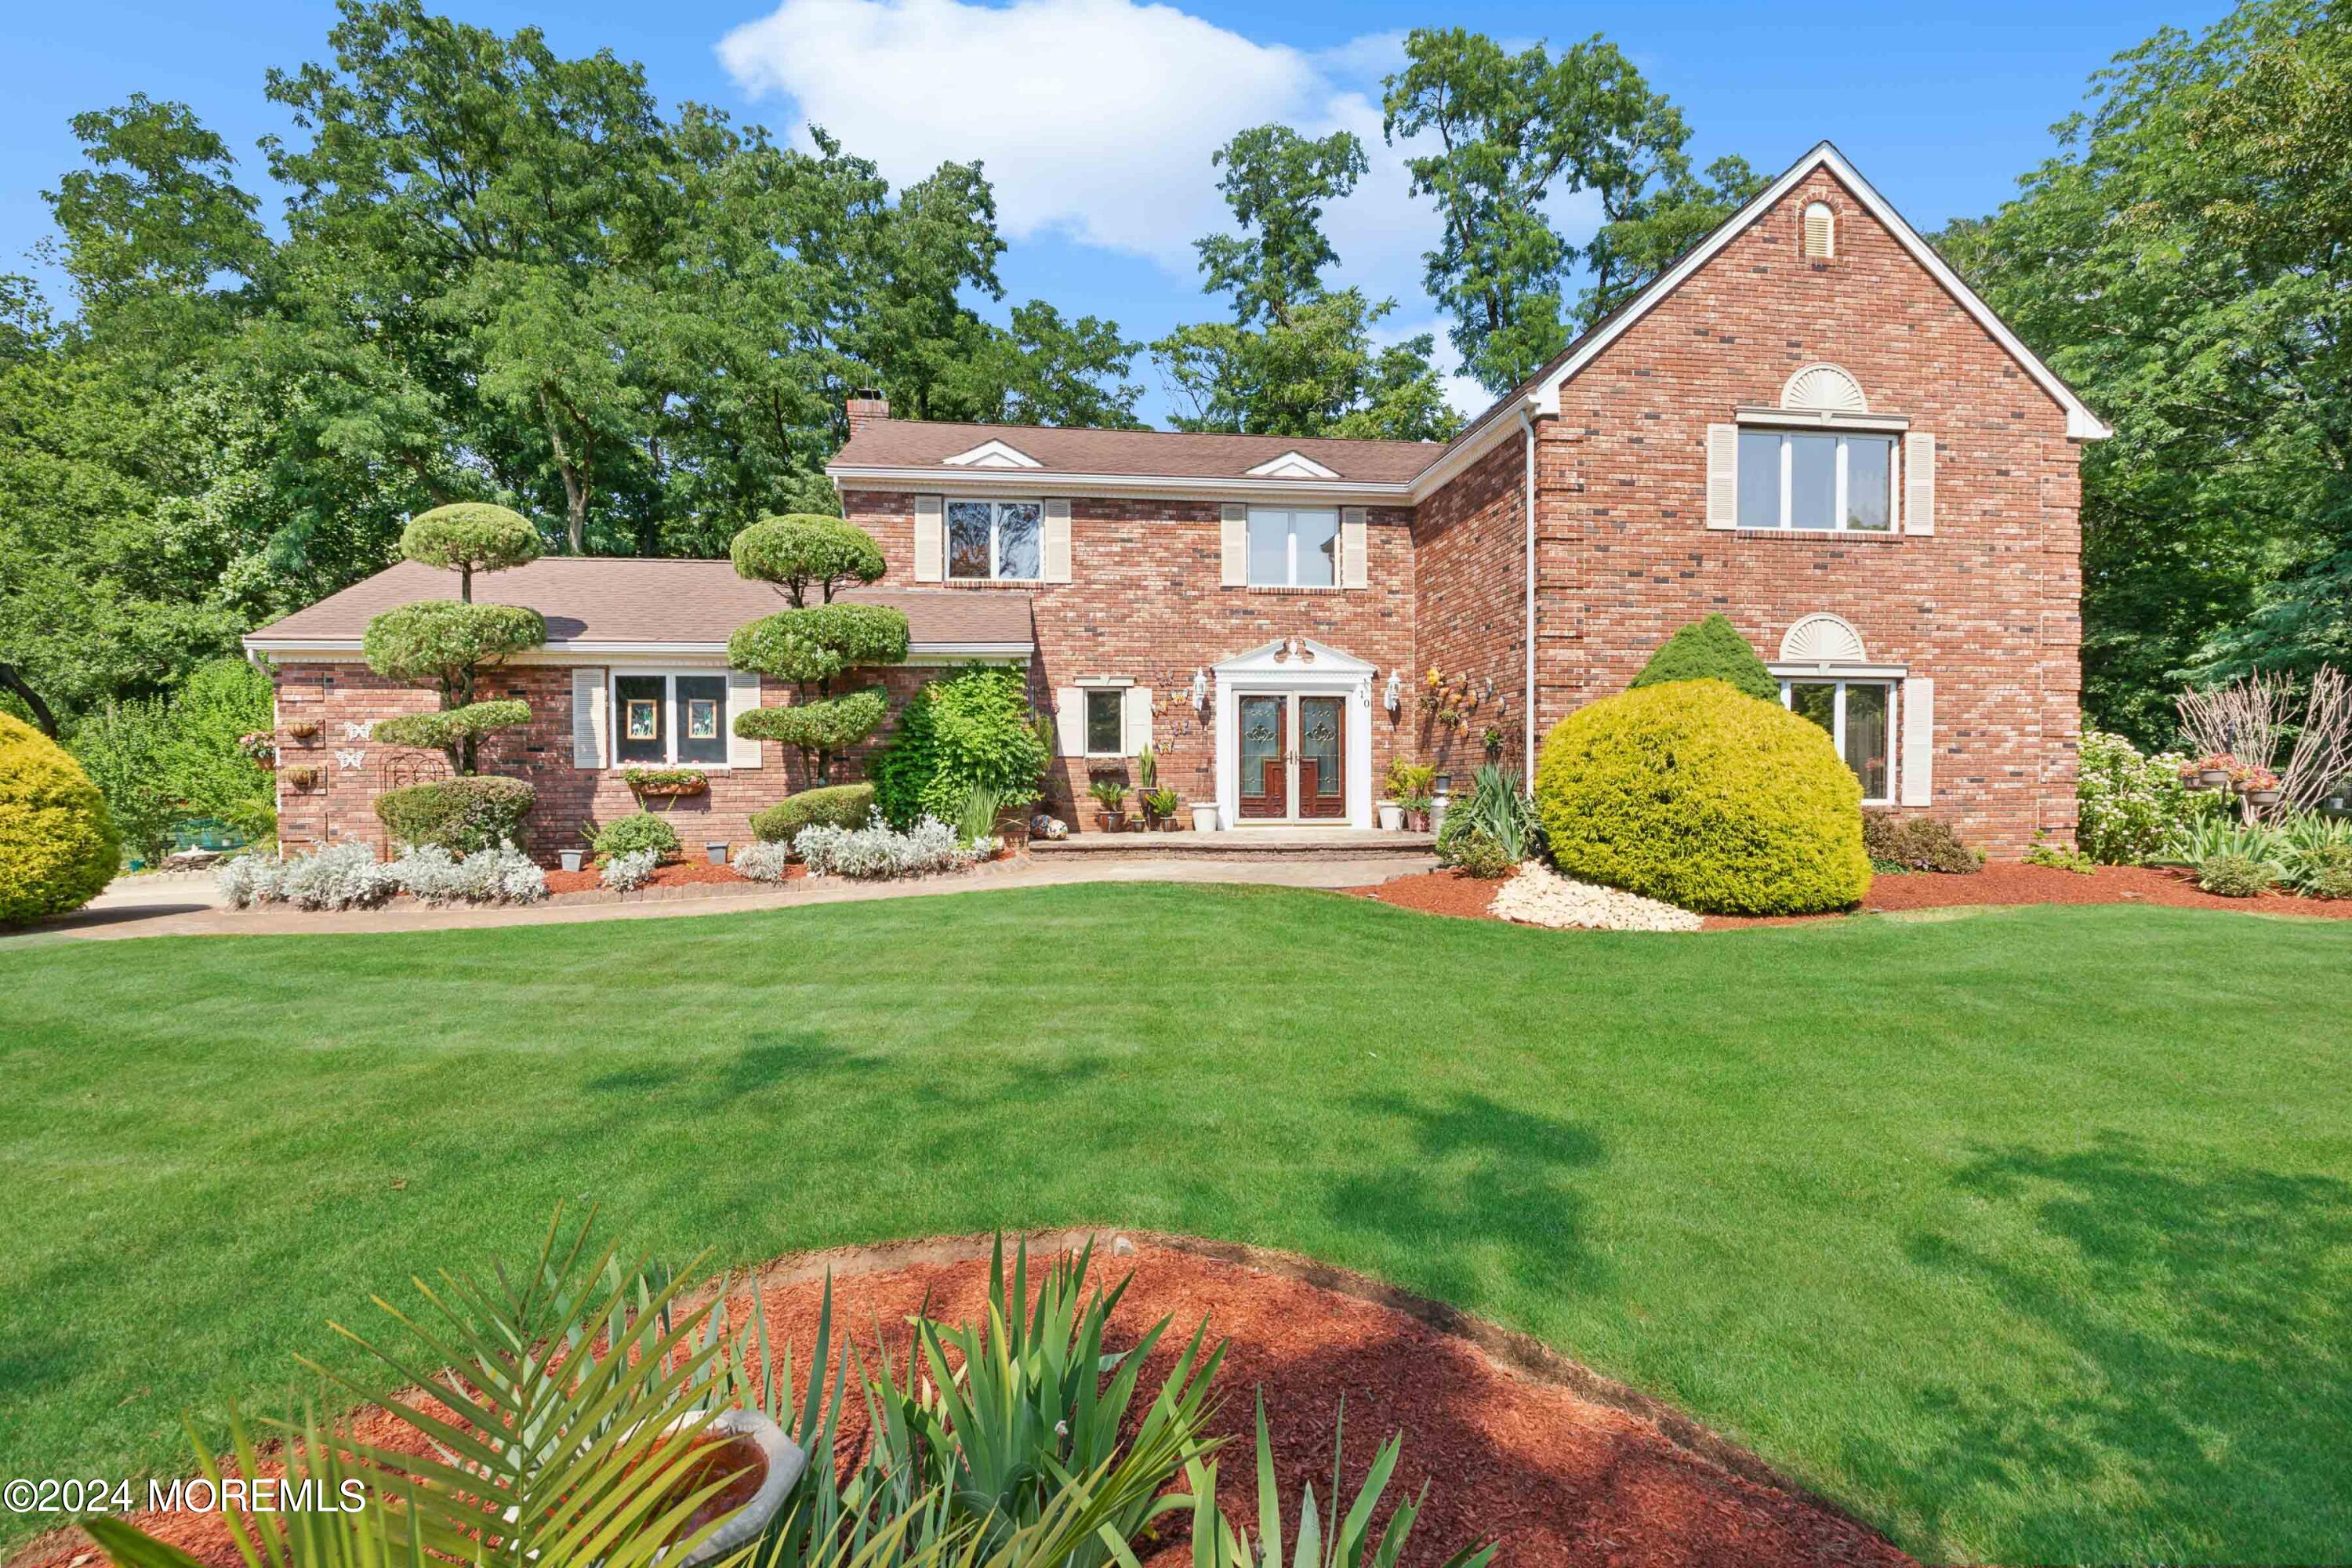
[
  {"left": 2082, "top": 731, "right": 2211, "bottom": 864},
  {"left": 237, "top": 731, "right": 278, "bottom": 765},
  {"left": 2188, "top": 752, "right": 2249, "bottom": 782},
  {"left": 2242, "top": 767, "right": 2282, "bottom": 793}
]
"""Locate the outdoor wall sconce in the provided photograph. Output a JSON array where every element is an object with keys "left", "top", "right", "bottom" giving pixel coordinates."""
[
  {"left": 1190, "top": 667, "right": 1210, "bottom": 713},
  {"left": 1384, "top": 669, "right": 1403, "bottom": 713}
]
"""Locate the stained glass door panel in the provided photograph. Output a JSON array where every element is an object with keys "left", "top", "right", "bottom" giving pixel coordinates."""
[
  {"left": 1238, "top": 695, "right": 1287, "bottom": 818},
  {"left": 1298, "top": 695, "right": 1345, "bottom": 818}
]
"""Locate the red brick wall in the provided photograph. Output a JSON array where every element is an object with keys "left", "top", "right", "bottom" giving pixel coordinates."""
[
  {"left": 1410, "top": 438, "right": 1530, "bottom": 780},
  {"left": 270, "top": 660, "right": 920, "bottom": 861},
  {"left": 840, "top": 491, "right": 1423, "bottom": 824},
  {"left": 1527, "top": 169, "right": 2084, "bottom": 855}
]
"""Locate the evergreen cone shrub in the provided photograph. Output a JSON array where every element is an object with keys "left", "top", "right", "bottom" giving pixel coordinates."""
[
  {"left": 1533, "top": 679, "right": 1871, "bottom": 915},
  {"left": 0, "top": 711, "right": 120, "bottom": 921},
  {"left": 1627, "top": 614, "right": 1780, "bottom": 702}
]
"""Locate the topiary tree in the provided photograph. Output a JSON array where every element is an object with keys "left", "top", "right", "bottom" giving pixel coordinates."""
[
  {"left": 365, "top": 514, "right": 546, "bottom": 846},
  {"left": 1627, "top": 614, "right": 1778, "bottom": 702},
  {"left": 728, "top": 516, "right": 907, "bottom": 783},
  {"left": 0, "top": 710, "right": 119, "bottom": 922},
  {"left": 398, "top": 503, "right": 543, "bottom": 602},
  {"left": 1533, "top": 679, "right": 1870, "bottom": 915}
]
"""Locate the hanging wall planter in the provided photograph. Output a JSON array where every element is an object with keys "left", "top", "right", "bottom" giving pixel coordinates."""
[{"left": 622, "top": 767, "right": 712, "bottom": 800}]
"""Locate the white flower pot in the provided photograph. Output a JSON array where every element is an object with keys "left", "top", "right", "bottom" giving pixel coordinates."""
[
  {"left": 559, "top": 849, "right": 584, "bottom": 873},
  {"left": 1377, "top": 803, "right": 1403, "bottom": 832},
  {"left": 1190, "top": 803, "right": 1220, "bottom": 833}
]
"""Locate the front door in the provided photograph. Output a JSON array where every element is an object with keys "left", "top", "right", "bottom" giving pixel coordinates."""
[
  {"left": 1234, "top": 692, "right": 1347, "bottom": 821},
  {"left": 1238, "top": 695, "right": 1287, "bottom": 819},
  {"left": 1297, "top": 695, "right": 1346, "bottom": 819}
]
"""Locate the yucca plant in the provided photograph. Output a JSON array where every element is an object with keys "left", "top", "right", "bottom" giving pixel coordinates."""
[
  {"left": 86, "top": 1212, "right": 774, "bottom": 1568},
  {"left": 1181, "top": 1396, "right": 1494, "bottom": 1568}
]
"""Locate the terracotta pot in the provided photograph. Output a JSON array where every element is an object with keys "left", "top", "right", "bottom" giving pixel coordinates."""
[{"left": 1094, "top": 811, "right": 1123, "bottom": 833}]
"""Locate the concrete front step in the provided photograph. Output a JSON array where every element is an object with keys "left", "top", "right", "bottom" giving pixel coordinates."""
[{"left": 1030, "top": 828, "right": 1437, "bottom": 858}]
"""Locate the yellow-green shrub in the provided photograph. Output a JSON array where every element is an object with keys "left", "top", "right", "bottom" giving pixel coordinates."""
[
  {"left": 0, "top": 712, "right": 120, "bottom": 921},
  {"left": 1533, "top": 679, "right": 1870, "bottom": 914}
]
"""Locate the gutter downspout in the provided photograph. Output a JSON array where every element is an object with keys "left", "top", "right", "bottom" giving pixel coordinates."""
[{"left": 1517, "top": 398, "right": 1538, "bottom": 775}]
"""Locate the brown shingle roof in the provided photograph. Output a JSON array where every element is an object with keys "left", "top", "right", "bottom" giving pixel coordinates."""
[
  {"left": 245, "top": 558, "right": 1033, "bottom": 651},
  {"left": 831, "top": 419, "right": 1440, "bottom": 484}
]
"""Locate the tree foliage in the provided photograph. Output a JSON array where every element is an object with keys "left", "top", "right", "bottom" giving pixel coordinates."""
[
  {"left": 1940, "top": 0, "right": 2352, "bottom": 741},
  {"left": 1154, "top": 125, "right": 1458, "bottom": 441},
  {"left": 1381, "top": 29, "right": 1759, "bottom": 392},
  {"left": 728, "top": 582, "right": 909, "bottom": 781},
  {"left": 399, "top": 505, "right": 543, "bottom": 601}
]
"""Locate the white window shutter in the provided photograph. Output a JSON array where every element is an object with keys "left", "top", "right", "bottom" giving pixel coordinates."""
[
  {"left": 1054, "top": 688, "right": 1083, "bottom": 756},
  {"left": 1123, "top": 687, "right": 1153, "bottom": 755},
  {"left": 1900, "top": 678, "right": 1935, "bottom": 805},
  {"left": 1340, "top": 507, "right": 1368, "bottom": 589},
  {"left": 1219, "top": 503, "right": 1247, "bottom": 586},
  {"left": 913, "top": 494, "right": 944, "bottom": 579},
  {"left": 726, "top": 668, "right": 764, "bottom": 768},
  {"left": 1705, "top": 424, "right": 1739, "bottom": 528},
  {"left": 1042, "top": 498, "right": 1072, "bottom": 583},
  {"left": 1904, "top": 433, "right": 1936, "bottom": 535},
  {"left": 570, "top": 667, "right": 607, "bottom": 768}
]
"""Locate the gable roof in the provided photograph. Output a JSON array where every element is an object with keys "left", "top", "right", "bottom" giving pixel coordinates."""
[
  {"left": 243, "top": 557, "right": 1034, "bottom": 655},
  {"left": 1412, "top": 140, "right": 2111, "bottom": 494},
  {"left": 831, "top": 419, "right": 1439, "bottom": 488}
]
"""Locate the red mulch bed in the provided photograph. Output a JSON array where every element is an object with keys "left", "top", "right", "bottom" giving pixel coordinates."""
[
  {"left": 1358, "top": 862, "right": 2352, "bottom": 930},
  {"left": 10, "top": 1243, "right": 1912, "bottom": 1568},
  {"left": 543, "top": 859, "right": 799, "bottom": 895}
]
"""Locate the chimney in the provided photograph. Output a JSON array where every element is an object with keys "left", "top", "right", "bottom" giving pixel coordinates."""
[{"left": 846, "top": 388, "right": 890, "bottom": 438}]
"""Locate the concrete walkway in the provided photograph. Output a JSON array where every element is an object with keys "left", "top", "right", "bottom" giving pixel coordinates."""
[{"left": 2, "top": 851, "right": 1435, "bottom": 944}]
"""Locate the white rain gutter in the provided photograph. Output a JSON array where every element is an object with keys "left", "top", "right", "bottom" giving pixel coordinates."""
[{"left": 1516, "top": 398, "right": 1538, "bottom": 775}]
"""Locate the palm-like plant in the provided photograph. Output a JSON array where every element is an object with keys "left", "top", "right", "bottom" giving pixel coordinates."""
[{"left": 1181, "top": 1396, "right": 1494, "bottom": 1568}]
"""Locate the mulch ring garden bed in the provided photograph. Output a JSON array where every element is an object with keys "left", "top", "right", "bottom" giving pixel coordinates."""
[
  {"left": 542, "top": 858, "right": 792, "bottom": 895},
  {"left": 1359, "top": 862, "right": 2352, "bottom": 929},
  {"left": 10, "top": 1235, "right": 1914, "bottom": 1568}
]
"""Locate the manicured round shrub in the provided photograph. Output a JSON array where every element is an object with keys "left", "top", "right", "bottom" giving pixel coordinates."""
[
  {"left": 1627, "top": 614, "right": 1779, "bottom": 702},
  {"left": 363, "top": 601, "right": 547, "bottom": 685},
  {"left": 1862, "top": 810, "right": 1981, "bottom": 873},
  {"left": 1533, "top": 679, "right": 1871, "bottom": 915},
  {"left": 869, "top": 665, "right": 1048, "bottom": 828},
  {"left": 727, "top": 604, "right": 911, "bottom": 686},
  {"left": 751, "top": 783, "right": 876, "bottom": 844},
  {"left": 374, "top": 775, "right": 537, "bottom": 853},
  {"left": 733, "top": 689, "right": 889, "bottom": 752},
  {"left": 375, "top": 700, "right": 534, "bottom": 753},
  {"left": 591, "top": 811, "right": 680, "bottom": 863},
  {"left": 0, "top": 712, "right": 120, "bottom": 921},
  {"left": 730, "top": 514, "right": 885, "bottom": 601},
  {"left": 399, "top": 503, "right": 543, "bottom": 588}
]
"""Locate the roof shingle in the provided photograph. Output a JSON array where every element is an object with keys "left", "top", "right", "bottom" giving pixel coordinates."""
[
  {"left": 831, "top": 419, "right": 1440, "bottom": 484},
  {"left": 245, "top": 558, "right": 1033, "bottom": 651}
]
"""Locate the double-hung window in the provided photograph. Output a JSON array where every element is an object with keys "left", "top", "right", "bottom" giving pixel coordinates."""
[
  {"left": 947, "top": 499, "right": 1043, "bottom": 580},
  {"left": 1737, "top": 431, "right": 1894, "bottom": 531},
  {"left": 1083, "top": 690, "right": 1124, "bottom": 757},
  {"left": 1245, "top": 506, "right": 1338, "bottom": 587},
  {"left": 613, "top": 673, "right": 731, "bottom": 766},
  {"left": 1782, "top": 678, "right": 1893, "bottom": 803}
]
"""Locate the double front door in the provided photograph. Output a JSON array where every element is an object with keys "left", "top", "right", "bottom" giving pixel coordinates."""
[{"left": 1236, "top": 692, "right": 1347, "bottom": 821}]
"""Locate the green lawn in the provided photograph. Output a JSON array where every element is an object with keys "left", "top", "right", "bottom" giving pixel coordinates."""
[{"left": 2, "top": 886, "right": 2348, "bottom": 1564}]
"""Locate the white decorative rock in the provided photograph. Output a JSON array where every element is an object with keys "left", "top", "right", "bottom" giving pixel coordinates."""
[{"left": 1488, "top": 862, "right": 1704, "bottom": 933}]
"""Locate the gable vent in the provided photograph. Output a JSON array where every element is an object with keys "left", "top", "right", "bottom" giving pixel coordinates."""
[
  {"left": 1780, "top": 362, "right": 1868, "bottom": 415},
  {"left": 1802, "top": 201, "right": 1836, "bottom": 260}
]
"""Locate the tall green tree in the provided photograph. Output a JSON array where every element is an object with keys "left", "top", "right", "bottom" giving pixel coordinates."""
[
  {"left": 1940, "top": 0, "right": 2352, "bottom": 741},
  {"left": 1154, "top": 125, "right": 1457, "bottom": 441},
  {"left": 1381, "top": 28, "right": 1747, "bottom": 391}
]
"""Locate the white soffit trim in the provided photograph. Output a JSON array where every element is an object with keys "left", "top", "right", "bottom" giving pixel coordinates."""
[
  {"left": 829, "top": 465, "right": 1410, "bottom": 503},
  {"left": 1516, "top": 142, "right": 2111, "bottom": 442},
  {"left": 1244, "top": 449, "right": 1341, "bottom": 480},
  {"left": 245, "top": 637, "right": 1033, "bottom": 662},
  {"left": 940, "top": 438, "right": 1044, "bottom": 469}
]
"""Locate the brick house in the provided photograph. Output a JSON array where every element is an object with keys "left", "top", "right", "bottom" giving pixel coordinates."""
[{"left": 246, "top": 143, "right": 2106, "bottom": 860}]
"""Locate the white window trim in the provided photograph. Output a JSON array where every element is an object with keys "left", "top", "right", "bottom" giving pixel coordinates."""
[
  {"left": 1244, "top": 505, "right": 1341, "bottom": 589},
  {"left": 1078, "top": 686, "right": 1127, "bottom": 759},
  {"left": 608, "top": 668, "right": 735, "bottom": 769},
  {"left": 946, "top": 496, "right": 1047, "bottom": 583},
  {"left": 1778, "top": 675, "right": 1898, "bottom": 807},
  {"left": 1740, "top": 429, "right": 1900, "bottom": 534}
]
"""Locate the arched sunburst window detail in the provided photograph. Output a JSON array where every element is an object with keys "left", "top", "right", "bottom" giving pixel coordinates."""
[
  {"left": 1780, "top": 613, "right": 1868, "bottom": 666},
  {"left": 1780, "top": 363, "right": 1868, "bottom": 415}
]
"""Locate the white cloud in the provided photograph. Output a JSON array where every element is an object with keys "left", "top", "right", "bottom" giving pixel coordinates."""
[{"left": 716, "top": 0, "right": 1611, "bottom": 418}]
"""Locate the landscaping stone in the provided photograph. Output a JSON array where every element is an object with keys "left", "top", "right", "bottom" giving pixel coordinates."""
[{"left": 1489, "top": 862, "right": 1704, "bottom": 932}]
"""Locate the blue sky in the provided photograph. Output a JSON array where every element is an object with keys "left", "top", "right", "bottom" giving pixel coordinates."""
[{"left": 5, "top": 0, "right": 2224, "bottom": 425}]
